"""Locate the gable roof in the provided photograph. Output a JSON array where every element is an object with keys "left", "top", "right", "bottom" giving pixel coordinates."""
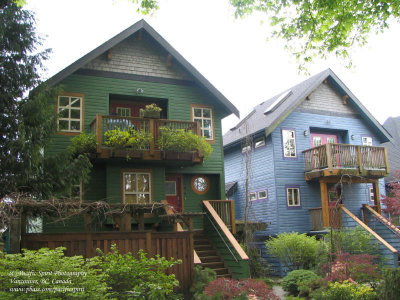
[
  {"left": 383, "top": 116, "right": 400, "bottom": 182},
  {"left": 47, "top": 19, "right": 239, "bottom": 118},
  {"left": 223, "top": 68, "right": 391, "bottom": 147}
]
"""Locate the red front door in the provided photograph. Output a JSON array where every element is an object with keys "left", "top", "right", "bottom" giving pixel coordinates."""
[
  {"left": 110, "top": 100, "right": 146, "bottom": 117},
  {"left": 165, "top": 175, "right": 183, "bottom": 212}
]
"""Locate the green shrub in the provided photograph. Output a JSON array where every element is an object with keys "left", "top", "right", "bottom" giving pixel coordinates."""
[
  {"left": 265, "top": 232, "right": 322, "bottom": 270},
  {"left": 325, "top": 226, "right": 379, "bottom": 256},
  {"left": 157, "top": 126, "right": 213, "bottom": 161},
  {"left": 98, "top": 244, "right": 181, "bottom": 299},
  {"left": 376, "top": 267, "right": 400, "bottom": 300},
  {"left": 311, "top": 280, "right": 377, "bottom": 300},
  {"left": 0, "top": 247, "right": 108, "bottom": 299},
  {"left": 191, "top": 266, "right": 216, "bottom": 299},
  {"left": 69, "top": 132, "right": 97, "bottom": 155},
  {"left": 104, "top": 127, "right": 153, "bottom": 150},
  {"left": 282, "top": 269, "right": 321, "bottom": 296}
]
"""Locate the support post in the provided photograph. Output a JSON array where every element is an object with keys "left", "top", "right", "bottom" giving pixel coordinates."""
[
  {"left": 149, "top": 119, "right": 155, "bottom": 156},
  {"left": 373, "top": 180, "right": 381, "bottom": 214},
  {"left": 84, "top": 213, "right": 91, "bottom": 232},
  {"left": 8, "top": 217, "right": 21, "bottom": 254},
  {"left": 326, "top": 144, "right": 333, "bottom": 172},
  {"left": 320, "top": 180, "right": 330, "bottom": 227},
  {"left": 96, "top": 115, "right": 103, "bottom": 153}
]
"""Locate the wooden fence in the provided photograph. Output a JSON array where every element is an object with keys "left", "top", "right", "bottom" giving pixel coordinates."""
[{"left": 22, "top": 231, "right": 194, "bottom": 292}]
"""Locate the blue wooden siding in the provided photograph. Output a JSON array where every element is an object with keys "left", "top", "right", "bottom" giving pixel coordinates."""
[{"left": 224, "top": 134, "right": 278, "bottom": 236}]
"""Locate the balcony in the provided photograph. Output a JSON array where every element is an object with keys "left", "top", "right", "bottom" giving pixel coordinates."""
[
  {"left": 90, "top": 115, "right": 203, "bottom": 163},
  {"left": 303, "top": 143, "right": 389, "bottom": 181}
]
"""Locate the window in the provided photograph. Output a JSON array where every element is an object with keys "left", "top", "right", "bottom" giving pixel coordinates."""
[
  {"left": 286, "top": 187, "right": 301, "bottom": 207},
  {"left": 191, "top": 175, "right": 210, "bottom": 194},
  {"left": 258, "top": 190, "right": 268, "bottom": 200},
  {"left": 57, "top": 94, "right": 83, "bottom": 132},
  {"left": 254, "top": 137, "right": 265, "bottom": 148},
  {"left": 27, "top": 217, "right": 43, "bottom": 233},
  {"left": 192, "top": 106, "right": 214, "bottom": 141},
  {"left": 312, "top": 136, "right": 322, "bottom": 147},
  {"left": 123, "top": 172, "right": 152, "bottom": 203},
  {"left": 242, "top": 144, "right": 251, "bottom": 153},
  {"left": 369, "top": 187, "right": 375, "bottom": 202},
  {"left": 282, "top": 129, "right": 297, "bottom": 158},
  {"left": 165, "top": 181, "right": 176, "bottom": 196},
  {"left": 249, "top": 192, "right": 257, "bottom": 201},
  {"left": 117, "top": 107, "right": 131, "bottom": 117},
  {"left": 362, "top": 136, "right": 373, "bottom": 146}
]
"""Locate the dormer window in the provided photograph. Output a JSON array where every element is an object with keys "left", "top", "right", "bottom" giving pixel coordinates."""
[
  {"left": 57, "top": 94, "right": 84, "bottom": 133},
  {"left": 192, "top": 105, "right": 214, "bottom": 141}
]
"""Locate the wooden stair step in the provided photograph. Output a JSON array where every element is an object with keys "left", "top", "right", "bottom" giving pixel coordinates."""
[
  {"left": 217, "top": 274, "right": 232, "bottom": 278},
  {"left": 199, "top": 256, "right": 220, "bottom": 262},
  {"left": 196, "top": 249, "right": 217, "bottom": 256},
  {"left": 202, "top": 262, "right": 225, "bottom": 268},
  {"left": 212, "top": 268, "right": 231, "bottom": 275}
]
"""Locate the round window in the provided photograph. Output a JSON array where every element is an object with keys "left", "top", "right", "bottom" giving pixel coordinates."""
[{"left": 191, "top": 175, "right": 210, "bottom": 195}]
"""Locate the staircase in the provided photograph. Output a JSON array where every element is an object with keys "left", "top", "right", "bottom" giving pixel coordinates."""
[{"left": 193, "top": 231, "right": 231, "bottom": 278}]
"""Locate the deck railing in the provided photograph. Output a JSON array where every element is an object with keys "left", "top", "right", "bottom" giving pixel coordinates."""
[
  {"left": 309, "top": 206, "right": 342, "bottom": 231},
  {"left": 207, "top": 200, "right": 236, "bottom": 234},
  {"left": 90, "top": 115, "right": 200, "bottom": 157},
  {"left": 303, "top": 143, "right": 388, "bottom": 175}
]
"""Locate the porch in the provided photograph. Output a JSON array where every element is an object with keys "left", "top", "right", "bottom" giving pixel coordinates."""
[
  {"left": 303, "top": 143, "right": 389, "bottom": 181},
  {"left": 90, "top": 115, "right": 203, "bottom": 163}
]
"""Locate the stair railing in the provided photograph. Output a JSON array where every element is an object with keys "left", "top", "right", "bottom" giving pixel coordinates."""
[
  {"left": 203, "top": 200, "right": 248, "bottom": 263},
  {"left": 363, "top": 204, "right": 400, "bottom": 239}
]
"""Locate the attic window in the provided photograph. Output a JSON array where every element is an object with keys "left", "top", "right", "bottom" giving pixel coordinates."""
[{"left": 264, "top": 90, "right": 292, "bottom": 114}]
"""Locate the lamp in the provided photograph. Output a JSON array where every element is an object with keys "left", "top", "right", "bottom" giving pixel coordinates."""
[
  {"left": 136, "top": 88, "right": 144, "bottom": 94},
  {"left": 351, "top": 134, "right": 355, "bottom": 140},
  {"left": 304, "top": 130, "right": 308, "bottom": 136}
]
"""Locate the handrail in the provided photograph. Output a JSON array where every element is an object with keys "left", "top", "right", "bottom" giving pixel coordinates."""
[
  {"left": 341, "top": 206, "right": 398, "bottom": 254},
  {"left": 203, "top": 200, "right": 248, "bottom": 260},
  {"left": 207, "top": 200, "right": 236, "bottom": 234},
  {"left": 363, "top": 205, "right": 400, "bottom": 238},
  {"left": 161, "top": 200, "right": 201, "bottom": 264}
]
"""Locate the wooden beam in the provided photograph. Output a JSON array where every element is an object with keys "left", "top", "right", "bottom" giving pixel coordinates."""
[
  {"left": 84, "top": 213, "right": 91, "bottom": 232},
  {"left": 146, "top": 231, "right": 152, "bottom": 256},
  {"left": 320, "top": 180, "right": 330, "bottom": 227},
  {"left": 373, "top": 180, "right": 381, "bottom": 214}
]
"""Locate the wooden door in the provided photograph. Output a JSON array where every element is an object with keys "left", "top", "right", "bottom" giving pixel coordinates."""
[
  {"left": 165, "top": 175, "right": 183, "bottom": 212},
  {"left": 110, "top": 100, "right": 146, "bottom": 117},
  {"left": 311, "top": 133, "right": 338, "bottom": 147}
]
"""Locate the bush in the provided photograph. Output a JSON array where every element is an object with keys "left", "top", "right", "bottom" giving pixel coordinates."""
[
  {"left": 241, "top": 244, "right": 270, "bottom": 278},
  {"left": 70, "top": 132, "right": 97, "bottom": 156},
  {"left": 104, "top": 127, "right": 153, "bottom": 150},
  {"left": 282, "top": 269, "right": 321, "bottom": 296},
  {"left": 203, "top": 278, "right": 279, "bottom": 300},
  {"left": 157, "top": 126, "right": 213, "bottom": 161},
  {"left": 311, "top": 280, "right": 377, "bottom": 300},
  {"left": 98, "top": 244, "right": 181, "bottom": 299},
  {"left": 325, "top": 226, "right": 379, "bottom": 256},
  {"left": 0, "top": 247, "right": 107, "bottom": 299},
  {"left": 265, "top": 232, "right": 322, "bottom": 270},
  {"left": 376, "top": 267, "right": 400, "bottom": 300},
  {"left": 191, "top": 266, "right": 216, "bottom": 299}
]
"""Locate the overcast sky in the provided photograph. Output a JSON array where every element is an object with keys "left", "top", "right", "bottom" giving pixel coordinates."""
[{"left": 26, "top": 0, "right": 400, "bottom": 133}]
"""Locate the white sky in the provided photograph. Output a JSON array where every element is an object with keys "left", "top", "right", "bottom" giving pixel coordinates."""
[{"left": 26, "top": 0, "right": 400, "bottom": 134}]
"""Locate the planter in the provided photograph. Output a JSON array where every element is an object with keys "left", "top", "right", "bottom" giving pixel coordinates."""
[
  {"left": 162, "top": 151, "right": 194, "bottom": 161},
  {"left": 110, "top": 149, "right": 143, "bottom": 159},
  {"left": 140, "top": 111, "right": 160, "bottom": 119}
]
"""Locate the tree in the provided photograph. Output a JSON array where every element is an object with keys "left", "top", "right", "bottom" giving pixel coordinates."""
[
  {"left": 382, "top": 170, "right": 400, "bottom": 220},
  {"left": 0, "top": 1, "right": 92, "bottom": 199},
  {"left": 230, "top": 0, "right": 400, "bottom": 71}
]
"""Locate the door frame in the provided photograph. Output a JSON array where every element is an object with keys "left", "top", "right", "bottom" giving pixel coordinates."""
[{"left": 165, "top": 174, "right": 184, "bottom": 212}]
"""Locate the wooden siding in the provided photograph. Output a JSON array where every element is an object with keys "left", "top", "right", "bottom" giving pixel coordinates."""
[
  {"left": 84, "top": 32, "right": 191, "bottom": 81},
  {"left": 22, "top": 231, "right": 194, "bottom": 292},
  {"left": 224, "top": 134, "right": 278, "bottom": 236}
]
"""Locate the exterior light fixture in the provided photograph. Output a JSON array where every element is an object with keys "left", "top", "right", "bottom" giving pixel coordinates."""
[
  {"left": 136, "top": 88, "right": 144, "bottom": 94},
  {"left": 304, "top": 130, "right": 308, "bottom": 136},
  {"left": 351, "top": 134, "right": 355, "bottom": 140}
]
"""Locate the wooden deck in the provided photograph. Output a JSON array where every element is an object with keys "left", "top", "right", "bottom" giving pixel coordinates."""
[
  {"left": 90, "top": 115, "right": 202, "bottom": 163},
  {"left": 303, "top": 143, "right": 389, "bottom": 181},
  {"left": 22, "top": 231, "right": 194, "bottom": 292}
]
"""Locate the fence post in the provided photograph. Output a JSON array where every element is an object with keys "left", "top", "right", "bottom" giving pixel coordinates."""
[
  {"left": 9, "top": 217, "right": 21, "bottom": 254},
  {"left": 146, "top": 231, "right": 152, "bottom": 257}
]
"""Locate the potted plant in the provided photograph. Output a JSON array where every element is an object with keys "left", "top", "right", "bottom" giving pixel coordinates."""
[
  {"left": 139, "top": 103, "right": 162, "bottom": 119},
  {"left": 104, "top": 127, "right": 153, "bottom": 159},
  {"left": 69, "top": 132, "right": 98, "bottom": 158},
  {"left": 157, "top": 126, "right": 213, "bottom": 161}
]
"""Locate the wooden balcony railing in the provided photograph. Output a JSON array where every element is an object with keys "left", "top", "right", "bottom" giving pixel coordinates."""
[
  {"left": 303, "top": 143, "right": 388, "bottom": 180},
  {"left": 207, "top": 200, "right": 236, "bottom": 234},
  {"left": 309, "top": 206, "right": 342, "bottom": 231},
  {"left": 90, "top": 115, "right": 201, "bottom": 162}
]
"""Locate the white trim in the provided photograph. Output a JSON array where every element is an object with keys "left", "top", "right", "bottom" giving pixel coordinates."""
[
  {"left": 258, "top": 190, "right": 268, "bottom": 200},
  {"left": 192, "top": 106, "right": 214, "bottom": 140},
  {"left": 287, "top": 187, "right": 301, "bottom": 206},
  {"left": 249, "top": 192, "right": 257, "bottom": 201},
  {"left": 254, "top": 137, "right": 265, "bottom": 148},
  {"left": 117, "top": 107, "right": 131, "bottom": 117},
  {"left": 282, "top": 129, "right": 297, "bottom": 158},
  {"left": 57, "top": 95, "right": 83, "bottom": 132}
]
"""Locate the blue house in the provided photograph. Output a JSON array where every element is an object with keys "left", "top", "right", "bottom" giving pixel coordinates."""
[{"left": 223, "top": 69, "right": 400, "bottom": 273}]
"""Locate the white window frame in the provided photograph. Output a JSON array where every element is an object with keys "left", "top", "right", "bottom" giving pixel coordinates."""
[
  {"left": 117, "top": 107, "right": 131, "bottom": 117},
  {"left": 282, "top": 129, "right": 297, "bottom": 158},
  {"left": 362, "top": 136, "right": 373, "bottom": 146},
  {"left": 242, "top": 144, "right": 251, "bottom": 153},
  {"left": 192, "top": 106, "right": 214, "bottom": 141},
  {"left": 369, "top": 187, "right": 375, "bottom": 202},
  {"left": 287, "top": 187, "right": 301, "bottom": 207},
  {"left": 57, "top": 95, "right": 83, "bottom": 132},
  {"left": 258, "top": 190, "right": 268, "bottom": 200},
  {"left": 254, "top": 137, "right": 266, "bottom": 148},
  {"left": 249, "top": 192, "right": 257, "bottom": 201},
  {"left": 123, "top": 172, "right": 152, "bottom": 204}
]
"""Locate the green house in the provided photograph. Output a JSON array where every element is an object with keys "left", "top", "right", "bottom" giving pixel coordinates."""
[{"left": 34, "top": 19, "right": 249, "bottom": 282}]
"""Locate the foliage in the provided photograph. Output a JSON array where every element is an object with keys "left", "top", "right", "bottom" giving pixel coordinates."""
[
  {"left": 241, "top": 244, "right": 270, "bottom": 278},
  {"left": 325, "top": 226, "right": 379, "bottom": 256},
  {"left": 323, "top": 253, "right": 381, "bottom": 284},
  {"left": 69, "top": 133, "right": 97, "bottom": 156},
  {"left": 202, "top": 278, "right": 279, "bottom": 300},
  {"left": 98, "top": 244, "right": 181, "bottom": 299},
  {"left": 191, "top": 266, "right": 217, "bottom": 299},
  {"left": 376, "top": 267, "right": 400, "bottom": 300},
  {"left": 157, "top": 126, "right": 213, "bottom": 161},
  {"left": 282, "top": 269, "right": 321, "bottom": 296},
  {"left": 104, "top": 127, "right": 153, "bottom": 150},
  {"left": 230, "top": 0, "right": 400, "bottom": 71},
  {"left": 382, "top": 170, "right": 400, "bottom": 217},
  {"left": 141, "top": 103, "right": 162, "bottom": 113},
  {"left": 0, "top": 2, "right": 92, "bottom": 199},
  {"left": 311, "top": 280, "right": 377, "bottom": 300},
  {"left": 0, "top": 247, "right": 108, "bottom": 299},
  {"left": 265, "top": 232, "right": 322, "bottom": 270}
]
